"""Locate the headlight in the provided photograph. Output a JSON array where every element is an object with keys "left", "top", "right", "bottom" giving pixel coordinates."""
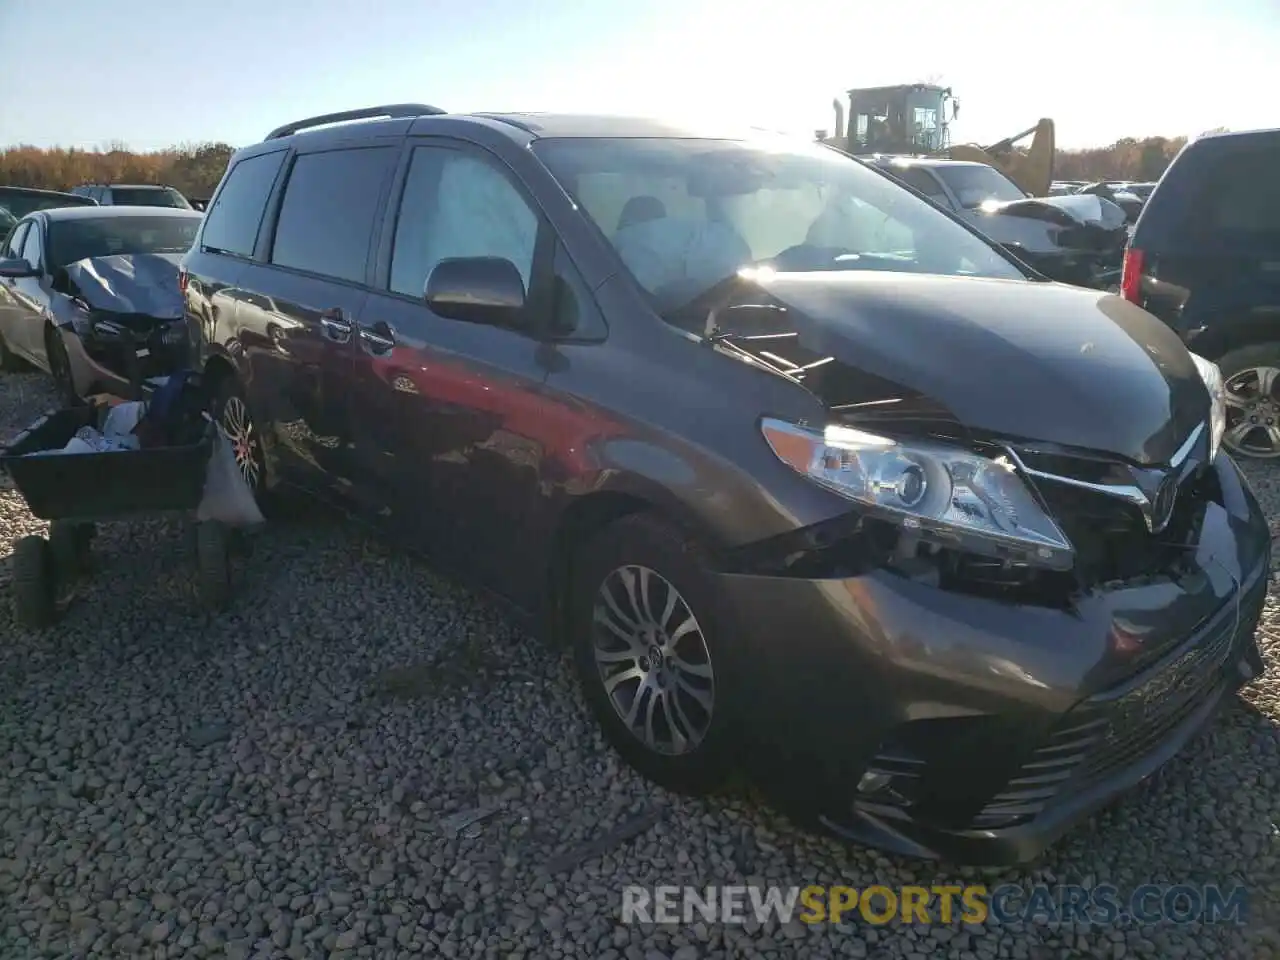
[
  {"left": 760, "top": 418, "right": 1074, "bottom": 570},
  {"left": 1190, "top": 353, "right": 1225, "bottom": 461}
]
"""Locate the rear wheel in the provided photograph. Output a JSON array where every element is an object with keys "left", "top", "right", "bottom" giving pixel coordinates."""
[
  {"left": 12, "top": 535, "right": 56, "bottom": 629},
  {"left": 49, "top": 521, "right": 93, "bottom": 580},
  {"left": 196, "top": 521, "right": 231, "bottom": 611},
  {"left": 568, "top": 513, "right": 740, "bottom": 795},
  {"left": 214, "top": 376, "right": 268, "bottom": 503},
  {"left": 1217, "top": 343, "right": 1280, "bottom": 459}
]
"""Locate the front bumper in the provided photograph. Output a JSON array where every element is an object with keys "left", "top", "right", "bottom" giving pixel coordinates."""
[
  {"left": 60, "top": 321, "right": 187, "bottom": 399},
  {"left": 721, "top": 454, "right": 1270, "bottom": 865}
]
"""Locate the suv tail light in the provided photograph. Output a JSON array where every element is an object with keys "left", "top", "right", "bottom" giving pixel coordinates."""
[
  {"left": 178, "top": 267, "right": 189, "bottom": 297},
  {"left": 1120, "top": 247, "right": 1144, "bottom": 304}
]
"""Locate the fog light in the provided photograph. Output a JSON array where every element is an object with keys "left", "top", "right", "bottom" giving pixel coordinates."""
[{"left": 857, "top": 771, "right": 892, "bottom": 794}]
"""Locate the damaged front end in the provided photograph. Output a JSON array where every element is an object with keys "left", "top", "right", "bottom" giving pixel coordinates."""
[
  {"left": 56, "top": 254, "right": 190, "bottom": 388},
  {"left": 708, "top": 272, "right": 1224, "bottom": 614},
  {"left": 973, "top": 194, "right": 1129, "bottom": 289}
]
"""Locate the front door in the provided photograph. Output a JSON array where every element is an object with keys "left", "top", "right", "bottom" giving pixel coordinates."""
[
  {"left": 12, "top": 221, "right": 51, "bottom": 359},
  {"left": 0, "top": 222, "right": 30, "bottom": 357},
  {"left": 348, "top": 141, "right": 550, "bottom": 587}
]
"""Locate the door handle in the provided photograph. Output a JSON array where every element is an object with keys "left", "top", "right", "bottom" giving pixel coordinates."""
[
  {"left": 319, "top": 307, "right": 352, "bottom": 342},
  {"left": 359, "top": 320, "right": 396, "bottom": 351}
]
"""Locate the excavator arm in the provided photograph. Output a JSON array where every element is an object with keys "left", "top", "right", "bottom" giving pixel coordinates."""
[{"left": 945, "top": 119, "right": 1056, "bottom": 197}]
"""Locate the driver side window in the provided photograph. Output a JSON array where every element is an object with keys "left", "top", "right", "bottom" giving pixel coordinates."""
[{"left": 390, "top": 146, "right": 538, "bottom": 300}]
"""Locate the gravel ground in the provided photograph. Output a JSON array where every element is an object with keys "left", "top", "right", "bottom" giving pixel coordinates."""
[{"left": 0, "top": 370, "right": 1277, "bottom": 960}]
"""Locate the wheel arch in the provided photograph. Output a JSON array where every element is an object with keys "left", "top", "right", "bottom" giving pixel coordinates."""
[
  {"left": 1189, "top": 317, "right": 1280, "bottom": 363},
  {"left": 541, "top": 477, "right": 733, "bottom": 649}
]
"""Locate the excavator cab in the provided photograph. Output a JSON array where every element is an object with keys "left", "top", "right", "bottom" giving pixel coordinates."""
[
  {"left": 819, "top": 83, "right": 1056, "bottom": 197},
  {"left": 844, "top": 84, "right": 956, "bottom": 154}
]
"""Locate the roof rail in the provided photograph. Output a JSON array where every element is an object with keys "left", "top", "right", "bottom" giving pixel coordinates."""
[{"left": 265, "top": 104, "right": 446, "bottom": 141}]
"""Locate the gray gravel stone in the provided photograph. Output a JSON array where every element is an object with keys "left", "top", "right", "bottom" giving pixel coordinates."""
[{"left": 0, "top": 370, "right": 1277, "bottom": 960}]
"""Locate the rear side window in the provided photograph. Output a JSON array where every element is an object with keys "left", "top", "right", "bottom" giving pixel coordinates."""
[
  {"left": 110, "top": 187, "right": 191, "bottom": 209},
  {"left": 271, "top": 147, "right": 396, "bottom": 284},
  {"left": 1188, "top": 142, "right": 1280, "bottom": 244},
  {"left": 201, "top": 150, "right": 286, "bottom": 258}
]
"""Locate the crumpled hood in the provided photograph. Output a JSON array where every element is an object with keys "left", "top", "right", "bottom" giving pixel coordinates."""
[
  {"left": 746, "top": 271, "right": 1209, "bottom": 466},
  {"left": 979, "top": 193, "right": 1127, "bottom": 230},
  {"left": 62, "top": 253, "right": 183, "bottom": 318}
]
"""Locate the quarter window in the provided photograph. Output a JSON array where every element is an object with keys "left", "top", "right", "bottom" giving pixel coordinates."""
[
  {"left": 201, "top": 150, "right": 286, "bottom": 258},
  {"left": 271, "top": 147, "right": 396, "bottom": 283},
  {"left": 389, "top": 147, "right": 538, "bottom": 299}
]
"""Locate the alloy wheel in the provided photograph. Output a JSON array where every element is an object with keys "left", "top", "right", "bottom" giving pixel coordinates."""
[
  {"left": 591, "top": 564, "right": 715, "bottom": 756},
  {"left": 222, "top": 395, "right": 263, "bottom": 490},
  {"left": 1223, "top": 365, "right": 1280, "bottom": 458}
]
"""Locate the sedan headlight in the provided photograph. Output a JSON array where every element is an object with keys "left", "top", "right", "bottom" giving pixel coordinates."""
[
  {"left": 1189, "top": 353, "right": 1225, "bottom": 462},
  {"left": 760, "top": 418, "right": 1074, "bottom": 570}
]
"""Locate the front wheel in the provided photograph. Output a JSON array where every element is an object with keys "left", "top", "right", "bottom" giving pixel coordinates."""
[
  {"left": 569, "top": 513, "right": 740, "bottom": 795},
  {"left": 45, "top": 326, "right": 82, "bottom": 407},
  {"left": 0, "top": 329, "right": 25, "bottom": 372},
  {"left": 1217, "top": 343, "right": 1280, "bottom": 459}
]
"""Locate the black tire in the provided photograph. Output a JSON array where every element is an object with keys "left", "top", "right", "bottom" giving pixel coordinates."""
[
  {"left": 196, "top": 521, "right": 231, "bottom": 611},
  {"left": 45, "top": 326, "right": 83, "bottom": 408},
  {"left": 568, "top": 512, "right": 742, "bottom": 795},
  {"left": 212, "top": 375, "right": 275, "bottom": 514},
  {"left": 1215, "top": 342, "right": 1280, "bottom": 459},
  {"left": 12, "top": 535, "right": 56, "bottom": 629},
  {"left": 49, "top": 521, "right": 92, "bottom": 580}
]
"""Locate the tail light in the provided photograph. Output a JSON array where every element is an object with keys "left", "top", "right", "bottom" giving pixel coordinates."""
[
  {"left": 178, "top": 268, "right": 189, "bottom": 297},
  {"left": 1120, "top": 247, "right": 1144, "bottom": 304}
]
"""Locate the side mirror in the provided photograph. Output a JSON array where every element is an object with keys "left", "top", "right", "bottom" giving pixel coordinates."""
[
  {"left": 0, "top": 257, "right": 39, "bottom": 279},
  {"left": 425, "top": 257, "right": 526, "bottom": 326}
]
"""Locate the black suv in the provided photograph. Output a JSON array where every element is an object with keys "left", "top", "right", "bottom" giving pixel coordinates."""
[
  {"left": 69, "top": 183, "right": 193, "bottom": 209},
  {"left": 1122, "top": 128, "right": 1280, "bottom": 457},
  {"left": 181, "top": 104, "right": 1267, "bottom": 864}
]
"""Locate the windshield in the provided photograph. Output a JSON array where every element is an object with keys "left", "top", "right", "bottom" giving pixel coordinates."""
[
  {"left": 110, "top": 187, "right": 192, "bottom": 209},
  {"left": 0, "top": 189, "right": 94, "bottom": 218},
  {"left": 931, "top": 165, "right": 1028, "bottom": 208},
  {"left": 47, "top": 215, "right": 199, "bottom": 268},
  {"left": 532, "top": 137, "right": 1028, "bottom": 315}
]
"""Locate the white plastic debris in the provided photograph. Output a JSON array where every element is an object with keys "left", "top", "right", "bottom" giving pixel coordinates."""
[{"left": 196, "top": 424, "right": 265, "bottom": 528}]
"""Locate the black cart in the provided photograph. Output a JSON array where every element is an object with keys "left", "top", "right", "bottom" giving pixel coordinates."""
[{"left": 0, "top": 402, "right": 234, "bottom": 629}]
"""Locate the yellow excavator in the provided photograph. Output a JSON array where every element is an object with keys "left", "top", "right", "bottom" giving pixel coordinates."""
[{"left": 817, "top": 84, "right": 1056, "bottom": 197}]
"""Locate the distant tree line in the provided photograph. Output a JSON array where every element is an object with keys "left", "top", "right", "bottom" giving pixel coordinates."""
[
  {"left": 0, "top": 129, "right": 1232, "bottom": 199},
  {"left": 0, "top": 143, "right": 236, "bottom": 201}
]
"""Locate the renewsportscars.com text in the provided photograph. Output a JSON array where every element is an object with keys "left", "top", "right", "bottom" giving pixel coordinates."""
[{"left": 621, "top": 884, "right": 1248, "bottom": 927}]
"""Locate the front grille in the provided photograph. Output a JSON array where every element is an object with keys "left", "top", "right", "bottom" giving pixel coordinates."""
[
  {"left": 972, "top": 574, "right": 1264, "bottom": 830},
  {"left": 1029, "top": 463, "right": 1219, "bottom": 588}
]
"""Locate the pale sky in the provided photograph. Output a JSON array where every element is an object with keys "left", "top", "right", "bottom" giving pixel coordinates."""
[{"left": 2, "top": 0, "right": 1274, "bottom": 151}]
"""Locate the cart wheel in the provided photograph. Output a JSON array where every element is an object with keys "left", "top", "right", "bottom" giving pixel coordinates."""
[
  {"left": 196, "top": 521, "right": 231, "bottom": 611},
  {"left": 12, "top": 536, "right": 56, "bottom": 629},
  {"left": 49, "top": 521, "right": 93, "bottom": 580}
]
